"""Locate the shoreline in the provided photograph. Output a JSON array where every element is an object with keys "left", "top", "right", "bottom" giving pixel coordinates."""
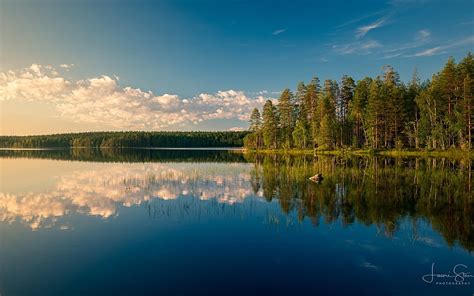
[
  {"left": 1, "top": 147, "right": 472, "bottom": 159},
  {"left": 243, "top": 148, "right": 474, "bottom": 158}
]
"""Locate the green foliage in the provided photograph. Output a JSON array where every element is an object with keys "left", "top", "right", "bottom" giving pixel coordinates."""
[
  {"left": 245, "top": 53, "right": 474, "bottom": 152},
  {"left": 292, "top": 120, "right": 307, "bottom": 149},
  {"left": 0, "top": 131, "right": 249, "bottom": 148},
  {"left": 338, "top": 75, "right": 355, "bottom": 147},
  {"left": 350, "top": 77, "right": 371, "bottom": 148},
  {"left": 249, "top": 108, "right": 262, "bottom": 132},
  {"left": 278, "top": 89, "right": 294, "bottom": 149},
  {"left": 262, "top": 100, "right": 278, "bottom": 149},
  {"left": 243, "top": 133, "right": 255, "bottom": 149},
  {"left": 306, "top": 77, "right": 321, "bottom": 147}
]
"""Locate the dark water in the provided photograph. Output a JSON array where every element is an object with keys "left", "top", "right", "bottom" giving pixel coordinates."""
[{"left": 0, "top": 149, "right": 472, "bottom": 296}]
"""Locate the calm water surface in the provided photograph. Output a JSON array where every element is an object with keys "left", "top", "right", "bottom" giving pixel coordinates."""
[{"left": 0, "top": 149, "right": 472, "bottom": 296}]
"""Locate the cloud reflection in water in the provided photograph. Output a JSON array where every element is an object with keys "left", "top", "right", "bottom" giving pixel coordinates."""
[{"left": 0, "top": 162, "right": 258, "bottom": 230}]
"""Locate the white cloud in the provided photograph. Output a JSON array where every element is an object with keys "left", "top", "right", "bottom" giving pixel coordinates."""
[
  {"left": 272, "top": 28, "right": 287, "bottom": 35},
  {"left": 334, "top": 10, "right": 387, "bottom": 29},
  {"left": 152, "top": 93, "right": 180, "bottom": 107},
  {"left": 59, "top": 63, "right": 74, "bottom": 69},
  {"left": 356, "top": 18, "right": 386, "bottom": 38},
  {"left": 0, "top": 64, "right": 272, "bottom": 130},
  {"left": 412, "top": 46, "right": 442, "bottom": 57},
  {"left": 382, "top": 31, "right": 429, "bottom": 57},
  {"left": 29, "top": 64, "right": 42, "bottom": 75},
  {"left": 449, "top": 35, "right": 474, "bottom": 47},
  {"left": 405, "top": 35, "right": 474, "bottom": 57},
  {"left": 333, "top": 40, "right": 382, "bottom": 55},
  {"left": 416, "top": 29, "right": 431, "bottom": 41},
  {"left": 381, "top": 52, "right": 402, "bottom": 59},
  {"left": 390, "top": 0, "right": 432, "bottom": 5}
]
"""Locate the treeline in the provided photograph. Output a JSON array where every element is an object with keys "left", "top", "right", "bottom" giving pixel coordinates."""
[
  {"left": 244, "top": 53, "right": 473, "bottom": 151},
  {"left": 0, "top": 131, "right": 249, "bottom": 148}
]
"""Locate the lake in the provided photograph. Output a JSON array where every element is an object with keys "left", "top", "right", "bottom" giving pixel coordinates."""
[{"left": 0, "top": 149, "right": 472, "bottom": 296}]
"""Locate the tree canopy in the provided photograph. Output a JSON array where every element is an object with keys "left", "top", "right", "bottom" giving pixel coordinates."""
[{"left": 245, "top": 53, "right": 474, "bottom": 151}]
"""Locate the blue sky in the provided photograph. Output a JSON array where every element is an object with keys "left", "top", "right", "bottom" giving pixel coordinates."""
[{"left": 1, "top": 0, "right": 473, "bottom": 134}]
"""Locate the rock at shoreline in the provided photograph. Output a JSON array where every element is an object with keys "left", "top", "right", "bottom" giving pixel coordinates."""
[{"left": 309, "top": 173, "right": 323, "bottom": 183}]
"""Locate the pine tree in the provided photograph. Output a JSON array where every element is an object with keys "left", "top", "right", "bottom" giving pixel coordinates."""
[
  {"left": 366, "top": 79, "right": 383, "bottom": 149},
  {"left": 439, "top": 57, "right": 459, "bottom": 147},
  {"left": 405, "top": 69, "right": 421, "bottom": 148},
  {"left": 338, "top": 75, "right": 355, "bottom": 147},
  {"left": 306, "top": 77, "right": 321, "bottom": 147},
  {"left": 462, "top": 75, "right": 472, "bottom": 150},
  {"left": 249, "top": 108, "right": 262, "bottom": 132},
  {"left": 457, "top": 53, "right": 474, "bottom": 149},
  {"left": 295, "top": 82, "right": 310, "bottom": 147},
  {"left": 243, "top": 53, "right": 472, "bottom": 151},
  {"left": 248, "top": 108, "right": 263, "bottom": 149},
  {"left": 292, "top": 120, "right": 307, "bottom": 149},
  {"left": 416, "top": 76, "right": 448, "bottom": 149},
  {"left": 262, "top": 100, "right": 278, "bottom": 149},
  {"left": 278, "top": 89, "right": 294, "bottom": 149},
  {"left": 317, "top": 80, "right": 337, "bottom": 149},
  {"left": 350, "top": 77, "right": 371, "bottom": 147},
  {"left": 382, "top": 65, "right": 404, "bottom": 148},
  {"left": 296, "top": 82, "right": 307, "bottom": 121}
]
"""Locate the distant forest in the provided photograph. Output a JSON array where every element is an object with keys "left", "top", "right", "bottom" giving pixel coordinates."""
[
  {"left": 0, "top": 131, "right": 248, "bottom": 148},
  {"left": 245, "top": 53, "right": 473, "bottom": 151}
]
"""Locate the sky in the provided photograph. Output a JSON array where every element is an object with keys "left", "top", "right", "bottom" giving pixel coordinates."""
[{"left": 1, "top": 0, "right": 473, "bottom": 135}]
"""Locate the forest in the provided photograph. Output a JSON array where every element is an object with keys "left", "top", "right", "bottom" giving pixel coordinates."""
[
  {"left": 244, "top": 53, "right": 473, "bottom": 152},
  {"left": 0, "top": 131, "right": 248, "bottom": 148}
]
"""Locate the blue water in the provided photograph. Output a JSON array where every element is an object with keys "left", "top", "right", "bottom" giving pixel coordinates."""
[{"left": 0, "top": 151, "right": 472, "bottom": 295}]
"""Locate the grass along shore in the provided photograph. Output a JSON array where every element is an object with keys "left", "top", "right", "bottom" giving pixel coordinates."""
[{"left": 243, "top": 148, "right": 474, "bottom": 159}]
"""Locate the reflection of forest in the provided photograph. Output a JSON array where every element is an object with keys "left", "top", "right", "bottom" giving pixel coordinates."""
[
  {"left": 244, "top": 153, "right": 473, "bottom": 252},
  {"left": 0, "top": 148, "right": 246, "bottom": 163}
]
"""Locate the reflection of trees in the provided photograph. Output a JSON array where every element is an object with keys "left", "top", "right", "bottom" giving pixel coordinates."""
[
  {"left": 0, "top": 148, "right": 246, "bottom": 163},
  {"left": 245, "top": 153, "right": 473, "bottom": 251}
]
